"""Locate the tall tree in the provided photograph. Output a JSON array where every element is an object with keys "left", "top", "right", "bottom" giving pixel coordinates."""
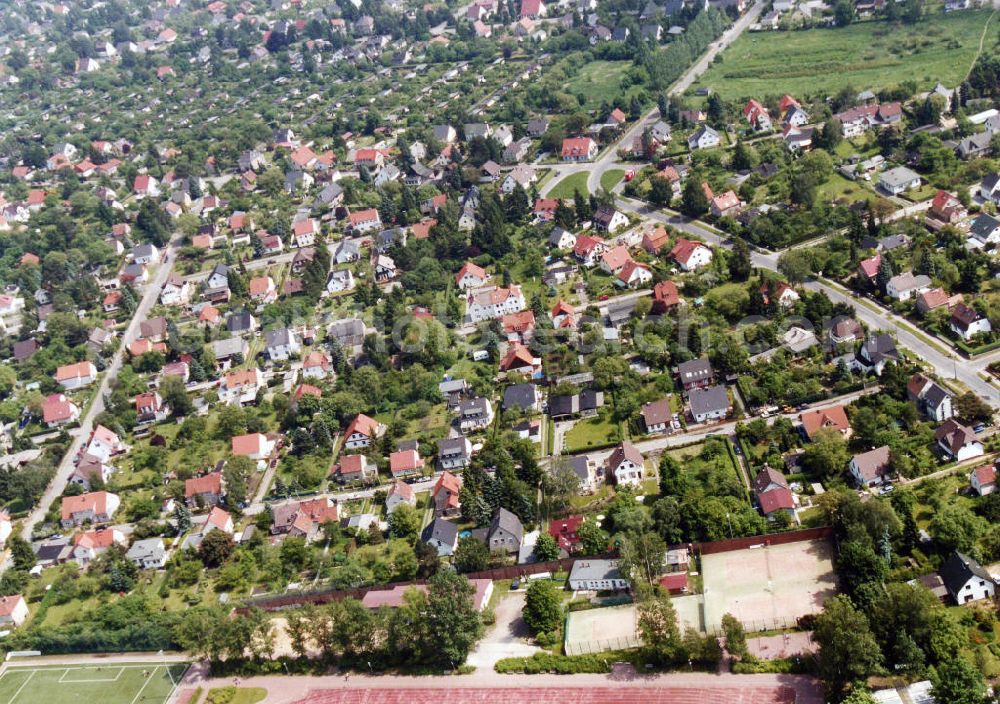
[{"left": 813, "top": 596, "right": 883, "bottom": 698}]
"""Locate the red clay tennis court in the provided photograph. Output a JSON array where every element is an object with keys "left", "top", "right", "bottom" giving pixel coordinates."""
[{"left": 293, "top": 685, "right": 797, "bottom": 704}]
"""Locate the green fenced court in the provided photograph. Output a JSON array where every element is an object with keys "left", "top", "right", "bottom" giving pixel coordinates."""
[{"left": 0, "top": 663, "right": 188, "bottom": 704}]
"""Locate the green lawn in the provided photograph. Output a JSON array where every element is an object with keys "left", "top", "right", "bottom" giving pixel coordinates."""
[
  {"left": 600, "top": 169, "right": 625, "bottom": 191},
  {"left": 566, "top": 61, "right": 642, "bottom": 110},
  {"left": 0, "top": 664, "right": 187, "bottom": 704},
  {"left": 693, "top": 11, "right": 994, "bottom": 99},
  {"left": 548, "top": 172, "right": 590, "bottom": 199},
  {"left": 816, "top": 172, "right": 878, "bottom": 205},
  {"left": 207, "top": 687, "right": 267, "bottom": 704},
  {"left": 563, "top": 414, "right": 622, "bottom": 452}
]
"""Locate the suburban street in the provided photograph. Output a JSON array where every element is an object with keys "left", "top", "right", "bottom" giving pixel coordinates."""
[
  {"left": 612, "top": 195, "right": 1000, "bottom": 407},
  {"left": 20, "top": 238, "right": 181, "bottom": 541}
]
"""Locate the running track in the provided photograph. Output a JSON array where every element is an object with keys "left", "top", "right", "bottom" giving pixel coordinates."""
[{"left": 293, "top": 686, "right": 797, "bottom": 704}]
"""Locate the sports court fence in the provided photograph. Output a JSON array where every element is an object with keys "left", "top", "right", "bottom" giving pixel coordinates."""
[{"left": 564, "top": 635, "right": 642, "bottom": 655}]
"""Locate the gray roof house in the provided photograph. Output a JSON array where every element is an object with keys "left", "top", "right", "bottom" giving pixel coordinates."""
[
  {"left": 689, "top": 385, "right": 730, "bottom": 424},
  {"left": 568, "top": 559, "right": 629, "bottom": 590},
  {"left": 956, "top": 131, "right": 992, "bottom": 160},
  {"left": 422, "top": 517, "right": 459, "bottom": 556},
  {"left": 878, "top": 166, "right": 921, "bottom": 195},
  {"left": 438, "top": 436, "right": 472, "bottom": 470},
  {"left": 126, "top": 538, "right": 168, "bottom": 570},
  {"left": 940, "top": 551, "right": 996, "bottom": 604},
  {"left": 488, "top": 508, "right": 523, "bottom": 554},
  {"left": 503, "top": 383, "right": 541, "bottom": 412}
]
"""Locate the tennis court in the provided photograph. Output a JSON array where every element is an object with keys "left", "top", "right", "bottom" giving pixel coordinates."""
[
  {"left": 0, "top": 663, "right": 187, "bottom": 704},
  {"left": 701, "top": 539, "right": 837, "bottom": 634}
]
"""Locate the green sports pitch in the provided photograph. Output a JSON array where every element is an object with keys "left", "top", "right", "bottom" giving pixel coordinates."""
[{"left": 0, "top": 663, "right": 188, "bottom": 704}]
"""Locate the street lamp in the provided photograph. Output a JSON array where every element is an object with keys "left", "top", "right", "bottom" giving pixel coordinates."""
[{"left": 725, "top": 512, "right": 733, "bottom": 539}]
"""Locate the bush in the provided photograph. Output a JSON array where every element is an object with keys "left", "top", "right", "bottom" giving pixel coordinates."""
[
  {"left": 732, "top": 656, "right": 813, "bottom": 675},
  {"left": 495, "top": 652, "right": 620, "bottom": 674}
]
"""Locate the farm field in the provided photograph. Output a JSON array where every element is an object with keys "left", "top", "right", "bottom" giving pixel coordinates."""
[
  {"left": 693, "top": 10, "right": 994, "bottom": 100},
  {"left": 0, "top": 664, "right": 188, "bottom": 704}
]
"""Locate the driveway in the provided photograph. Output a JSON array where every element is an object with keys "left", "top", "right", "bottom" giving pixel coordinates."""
[{"left": 466, "top": 592, "right": 540, "bottom": 670}]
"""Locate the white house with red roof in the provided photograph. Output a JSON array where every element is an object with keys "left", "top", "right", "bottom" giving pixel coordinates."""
[
  {"left": 86, "top": 424, "right": 125, "bottom": 463},
  {"left": 971, "top": 463, "right": 997, "bottom": 496},
  {"left": 386, "top": 480, "right": 416, "bottom": 513},
  {"left": 573, "top": 235, "right": 609, "bottom": 267},
  {"left": 56, "top": 361, "right": 98, "bottom": 390},
  {"left": 669, "top": 238, "right": 712, "bottom": 271},
  {"left": 61, "top": 491, "right": 120, "bottom": 527},
  {"left": 561, "top": 137, "right": 598, "bottom": 161},
  {"left": 616, "top": 260, "right": 652, "bottom": 289},
  {"left": 348, "top": 208, "right": 382, "bottom": 233},
  {"left": 710, "top": 190, "right": 741, "bottom": 219},
  {"left": 466, "top": 285, "right": 526, "bottom": 323},
  {"left": 302, "top": 351, "right": 332, "bottom": 379},
  {"left": 332, "top": 453, "right": 378, "bottom": 483},
  {"left": 231, "top": 432, "right": 276, "bottom": 461},
  {"left": 343, "top": 413, "right": 386, "bottom": 449},
  {"left": 599, "top": 245, "right": 632, "bottom": 275},
  {"left": 0, "top": 595, "right": 28, "bottom": 627},
  {"left": 219, "top": 368, "right": 264, "bottom": 405},
  {"left": 499, "top": 342, "right": 542, "bottom": 377},
  {"left": 456, "top": 261, "right": 490, "bottom": 290},
  {"left": 390, "top": 449, "right": 425, "bottom": 478},
  {"left": 133, "top": 174, "right": 161, "bottom": 198},
  {"left": 42, "top": 394, "right": 80, "bottom": 428},
  {"left": 520, "top": 0, "right": 546, "bottom": 17},
  {"left": 248, "top": 276, "right": 278, "bottom": 303},
  {"left": 291, "top": 218, "right": 319, "bottom": 248}
]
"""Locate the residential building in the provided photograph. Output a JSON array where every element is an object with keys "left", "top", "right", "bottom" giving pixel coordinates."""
[
  {"left": 907, "top": 373, "right": 954, "bottom": 422},
  {"left": 689, "top": 385, "right": 730, "bottom": 423},
  {"left": 640, "top": 398, "right": 672, "bottom": 434},
  {"left": 677, "top": 358, "right": 714, "bottom": 391},
  {"left": 849, "top": 446, "right": 891, "bottom": 487},
  {"left": 488, "top": 508, "right": 523, "bottom": 554},
  {"left": 422, "top": 517, "right": 459, "bottom": 556},
  {"left": 950, "top": 303, "right": 992, "bottom": 341},
  {"left": 878, "top": 166, "right": 921, "bottom": 196},
  {"left": 568, "top": 559, "right": 629, "bottom": 590},
  {"left": 343, "top": 413, "right": 385, "bottom": 449},
  {"left": 935, "top": 419, "right": 983, "bottom": 462},
  {"left": 800, "top": 405, "right": 852, "bottom": 441},
  {"left": 127, "top": 538, "right": 168, "bottom": 570},
  {"left": 940, "top": 552, "right": 996, "bottom": 604},
  {"left": 61, "top": 491, "right": 120, "bottom": 527},
  {"left": 438, "top": 436, "right": 473, "bottom": 470},
  {"left": 970, "top": 463, "right": 997, "bottom": 497},
  {"left": 606, "top": 441, "right": 643, "bottom": 486}
]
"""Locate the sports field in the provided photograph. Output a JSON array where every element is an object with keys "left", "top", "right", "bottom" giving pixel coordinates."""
[
  {"left": 0, "top": 663, "right": 188, "bottom": 704},
  {"left": 701, "top": 539, "right": 837, "bottom": 634},
  {"left": 693, "top": 10, "right": 995, "bottom": 100},
  {"left": 564, "top": 604, "right": 640, "bottom": 655}
]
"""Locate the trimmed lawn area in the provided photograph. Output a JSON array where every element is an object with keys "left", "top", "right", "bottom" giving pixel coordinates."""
[
  {"left": 207, "top": 687, "right": 267, "bottom": 704},
  {"left": 817, "top": 172, "right": 878, "bottom": 205},
  {"left": 601, "top": 169, "right": 625, "bottom": 191},
  {"left": 548, "top": 171, "right": 590, "bottom": 199},
  {"left": 693, "top": 11, "right": 994, "bottom": 99},
  {"left": 563, "top": 414, "right": 623, "bottom": 452}
]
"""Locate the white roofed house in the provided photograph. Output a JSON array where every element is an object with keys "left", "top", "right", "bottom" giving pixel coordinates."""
[
  {"left": 374, "top": 255, "right": 398, "bottom": 282},
  {"left": 326, "top": 269, "right": 355, "bottom": 294}
]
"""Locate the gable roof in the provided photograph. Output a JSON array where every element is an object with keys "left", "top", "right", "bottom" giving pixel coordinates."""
[
  {"left": 940, "top": 551, "right": 994, "bottom": 596},
  {"left": 800, "top": 405, "right": 850, "bottom": 439}
]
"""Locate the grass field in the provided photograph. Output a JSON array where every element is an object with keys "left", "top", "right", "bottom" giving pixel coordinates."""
[
  {"left": 566, "top": 61, "right": 642, "bottom": 110},
  {"left": 600, "top": 169, "right": 624, "bottom": 192},
  {"left": 547, "top": 171, "right": 590, "bottom": 199},
  {"left": 562, "top": 414, "right": 622, "bottom": 452},
  {"left": 0, "top": 664, "right": 188, "bottom": 704},
  {"left": 693, "top": 11, "right": 995, "bottom": 100}
]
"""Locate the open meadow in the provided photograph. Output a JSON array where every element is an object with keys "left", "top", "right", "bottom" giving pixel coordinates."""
[{"left": 693, "top": 10, "right": 995, "bottom": 100}]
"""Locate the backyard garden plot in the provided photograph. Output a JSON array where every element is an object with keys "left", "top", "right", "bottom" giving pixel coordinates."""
[
  {"left": 0, "top": 663, "right": 187, "bottom": 704},
  {"left": 693, "top": 10, "right": 994, "bottom": 100},
  {"left": 700, "top": 539, "right": 837, "bottom": 634}
]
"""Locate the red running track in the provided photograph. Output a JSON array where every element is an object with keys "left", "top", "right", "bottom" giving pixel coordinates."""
[{"left": 294, "top": 686, "right": 797, "bottom": 704}]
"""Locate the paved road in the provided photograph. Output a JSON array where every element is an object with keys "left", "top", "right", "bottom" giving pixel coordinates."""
[{"left": 20, "top": 238, "right": 180, "bottom": 540}]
